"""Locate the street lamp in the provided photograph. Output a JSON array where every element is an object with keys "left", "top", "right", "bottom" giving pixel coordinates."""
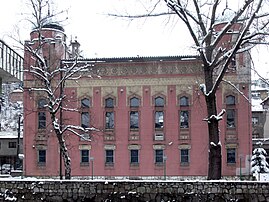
[
  {"left": 90, "top": 157, "right": 94, "bottom": 180},
  {"left": 163, "top": 155, "right": 167, "bottom": 180}
]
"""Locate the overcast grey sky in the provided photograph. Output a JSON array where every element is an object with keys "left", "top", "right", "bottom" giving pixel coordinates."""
[{"left": 0, "top": 0, "right": 268, "bottom": 77}]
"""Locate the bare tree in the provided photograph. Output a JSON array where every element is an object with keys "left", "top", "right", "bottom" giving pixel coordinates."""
[
  {"left": 111, "top": 0, "right": 269, "bottom": 179},
  {"left": 23, "top": 0, "right": 96, "bottom": 179}
]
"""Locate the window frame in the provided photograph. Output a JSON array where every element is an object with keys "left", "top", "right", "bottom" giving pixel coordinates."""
[
  {"left": 38, "top": 149, "right": 46, "bottom": 164},
  {"left": 105, "top": 149, "right": 114, "bottom": 165},
  {"left": 227, "top": 148, "right": 236, "bottom": 164},
  {"left": 180, "top": 149, "right": 190, "bottom": 165},
  {"left": 8, "top": 142, "right": 16, "bottom": 148},
  {"left": 130, "top": 149, "right": 139, "bottom": 164},
  {"left": 80, "top": 149, "right": 89, "bottom": 164},
  {"left": 155, "top": 149, "right": 164, "bottom": 164}
]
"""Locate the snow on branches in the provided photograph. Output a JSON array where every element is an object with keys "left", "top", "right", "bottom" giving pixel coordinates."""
[{"left": 251, "top": 147, "right": 269, "bottom": 176}]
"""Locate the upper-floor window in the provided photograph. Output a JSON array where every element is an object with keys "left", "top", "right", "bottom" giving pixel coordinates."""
[
  {"left": 38, "top": 98, "right": 47, "bottom": 108},
  {"left": 130, "top": 111, "right": 139, "bottom": 129},
  {"left": 226, "top": 95, "right": 235, "bottom": 105},
  {"left": 180, "top": 96, "right": 189, "bottom": 107},
  {"left": 155, "top": 111, "right": 164, "bottom": 129},
  {"left": 155, "top": 96, "right": 164, "bottom": 107},
  {"left": 180, "top": 111, "right": 189, "bottom": 128},
  {"left": 105, "top": 98, "right": 114, "bottom": 108},
  {"left": 130, "top": 97, "right": 139, "bottom": 107},
  {"left": 81, "top": 98, "right": 90, "bottom": 108},
  {"left": 38, "top": 98, "right": 47, "bottom": 129},
  {"left": 81, "top": 112, "right": 90, "bottom": 128},
  {"left": 226, "top": 95, "right": 236, "bottom": 128},
  {"left": 105, "top": 112, "right": 114, "bottom": 129}
]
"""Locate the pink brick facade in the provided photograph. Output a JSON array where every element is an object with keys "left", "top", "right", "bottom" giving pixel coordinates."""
[{"left": 23, "top": 25, "right": 252, "bottom": 179}]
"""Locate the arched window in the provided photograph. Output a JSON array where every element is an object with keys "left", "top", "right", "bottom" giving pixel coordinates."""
[
  {"left": 81, "top": 98, "right": 90, "bottom": 108},
  {"left": 155, "top": 96, "right": 164, "bottom": 107},
  {"left": 105, "top": 97, "right": 114, "bottom": 108},
  {"left": 226, "top": 95, "right": 235, "bottom": 105},
  {"left": 130, "top": 97, "right": 139, "bottom": 107},
  {"left": 38, "top": 98, "right": 47, "bottom": 108},
  {"left": 180, "top": 96, "right": 189, "bottom": 106}
]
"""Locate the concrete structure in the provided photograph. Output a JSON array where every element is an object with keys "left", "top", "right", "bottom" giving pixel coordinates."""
[{"left": 23, "top": 24, "right": 252, "bottom": 179}]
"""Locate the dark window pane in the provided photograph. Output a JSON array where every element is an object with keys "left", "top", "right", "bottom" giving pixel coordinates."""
[
  {"left": 155, "top": 149, "right": 163, "bottom": 163},
  {"left": 130, "top": 149, "right": 139, "bottom": 163},
  {"left": 38, "top": 112, "right": 46, "bottom": 129},
  {"left": 106, "top": 150, "right": 114, "bottom": 163},
  {"left": 180, "top": 149, "right": 189, "bottom": 163},
  {"left": 155, "top": 111, "right": 164, "bottom": 128},
  {"left": 155, "top": 97, "right": 164, "bottom": 107},
  {"left": 38, "top": 150, "right": 46, "bottom": 163},
  {"left": 81, "top": 112, "right": 90, "bottom": 128},
  {"left": 105, "top": 112, "right": 114, "bottom": 129},
  {"left": 227, "top": 148, "right": 236, "bottom": 163},
  {"left": 226, "top": 95, "right": 235, "bottom": 105},
  {"left": 81, "top": 98, "right": 90, "bottom": 108},
  {"left": 130, "top": 97, "right": 139, "bottom": 107},
  {"left": 227, "top": 109, "right": 235, "bottom": 128},
  {"left": 180, "top": 111, "right": 189, "bottom": 128},
  {"left": 180, "top": 96, "right": 189, "bottom": 106},
  {"left": 81, "top": 150, "right": 89, "bottom": 163},
  {"left": 130, "top": 111, "right": 139, "bottom": 129},
  {"left": 8, "top": 142, "right": 16, "bottom": 148},
  {"left": 105, "top": 98, "right": 114, "bottom": 108}
]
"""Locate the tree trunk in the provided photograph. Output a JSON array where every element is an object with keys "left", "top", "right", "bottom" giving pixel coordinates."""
[
  {"left": 56, "top": 133, "right": 71, "bottom": 179},
  {"left": 205, "top": 69, "right": 222, "bottom": 180}
]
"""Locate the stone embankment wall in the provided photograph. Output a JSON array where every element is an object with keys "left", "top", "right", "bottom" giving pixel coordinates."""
[{"left": 0, "top": 180, "right": 268, "bottom": 201}]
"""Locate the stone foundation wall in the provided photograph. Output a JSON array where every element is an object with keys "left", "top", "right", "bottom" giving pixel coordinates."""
[{"left": 0, "top": 180, "right": 268, "bottom": 201}]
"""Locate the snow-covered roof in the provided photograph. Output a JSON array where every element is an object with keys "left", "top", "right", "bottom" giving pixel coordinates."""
[
  {"left": 252, "top": 98, "right": 264, "bottom": 112},
  {"left": 0, "top": 131, "right": 22, "bottom": 139},
  {"left": 251, "top": 85, "right": 268, "bottom": 92}
]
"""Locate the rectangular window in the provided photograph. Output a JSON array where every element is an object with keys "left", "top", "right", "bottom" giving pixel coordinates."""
[
  {"left": 81, "top": 150, "right": 89, "bottom": 163},
  {"left": 130, "top": 149, "right": 139, "bottom": 164},
  {"left": 227, "top": 148, "right": 236, "bottom": 163},
  {"left": 130, "top": 111, "right": 139, "bottom": 129},
  {"left": 155, "top": 111, "right": 164, "bottom": 129},
  {"left": 8, "top": 142, "right": 16, "bottom": 148},
  {"left": 105, "top": 112, "right": 114, "bottom": 129},
  {"left": 105, "top": 150, "right": 114, "bottom": 164},
  {"left": 38, "top": 150, "right": 46, "bottom": 164},
  {"left": 227, "top": 109, "right": 235, "bottom": 128},
  {"left": 81, "top": 112, "right": 90, "bottom": 128},
  {"left": 155, "top": 149, "right": 164, "bottom": 163},
  {"left": 38, "top": 112, "right": 46, "bottom": 129},
  {"left": 180, "top": 149, "right": 189, "bottom": 164},
  {"left": 180, "top": 111, "right": 189, "bottom": 128}
]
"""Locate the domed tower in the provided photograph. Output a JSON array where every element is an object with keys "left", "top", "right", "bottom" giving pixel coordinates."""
[
  {"left": 23, "top": 23, "right": 67, "bottom": 177},
  {"left": 24, "top": 23, "right": 67, "bottom": 79}
]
